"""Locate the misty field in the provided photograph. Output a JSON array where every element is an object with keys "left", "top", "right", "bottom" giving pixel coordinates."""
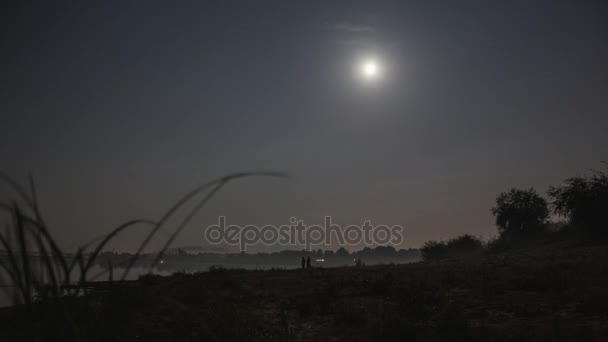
[{"left": 2, "top": 243, "right": 608, "bottom": 341}]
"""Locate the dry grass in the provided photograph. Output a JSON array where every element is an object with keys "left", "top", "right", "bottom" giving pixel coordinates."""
[
  {"left": 2, "top": 243, "right": 608, "bottom": 341},
  {"left": 0, "top": 172, "right": 285, "bottom": 311}
]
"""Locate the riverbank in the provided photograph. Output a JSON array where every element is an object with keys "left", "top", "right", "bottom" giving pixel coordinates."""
[{"left": 2, "top": 243, "right": 608, "bottom": 341}]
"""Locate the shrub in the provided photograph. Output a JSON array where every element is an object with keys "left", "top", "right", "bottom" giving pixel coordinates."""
[
  {"left": 446, "top": 234, "right": 483, "bottom": 251},
  {"left": 421, "top": 235, "right": 483, "bottom": 260},
  {"left": 491, "top": 188, "right": 549, "bottom": 238},
  {"left": 547, "top": 167, "right": 608, "bottom": 237},
  {"left": 421, "top": 240, "right": 447, "bottom": 260}
]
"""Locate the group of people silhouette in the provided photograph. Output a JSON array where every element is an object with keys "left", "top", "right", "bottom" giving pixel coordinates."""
[{"left": 301, "top": 256, "right": 311, "bottom": 269}]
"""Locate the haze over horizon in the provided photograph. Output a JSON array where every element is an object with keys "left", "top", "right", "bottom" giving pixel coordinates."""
[{"left": 1, "top": 1, "right": 607, "bottom": 252}]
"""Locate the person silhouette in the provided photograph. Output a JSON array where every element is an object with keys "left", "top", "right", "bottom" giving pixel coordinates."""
[
  {"left": 306, "top": 256, "right": 311, "bottom": 269},
  {"left": 301, "top": 256, "right": 305, "bottom": 269}
]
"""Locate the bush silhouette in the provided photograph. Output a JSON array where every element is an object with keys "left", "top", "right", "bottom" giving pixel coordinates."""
[
  {"left": 446, "top": 234, "right": 483, "bottom": 251},
  {"left": 491, "top": 188, "right": 549, "bottom": 238},
  {"left": 421, "top": 240, "right": 447, "bottom": 260},
  {"left": 421, "top": 234, "right": 483, "bottom": 260},
  {"left": 547, "top": 167, "right": 608, "bottom": 237}
]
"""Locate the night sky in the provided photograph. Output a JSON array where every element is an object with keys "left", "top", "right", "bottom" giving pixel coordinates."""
[{"left": 1, "top": 1, "right": 607, "bottom": 252}]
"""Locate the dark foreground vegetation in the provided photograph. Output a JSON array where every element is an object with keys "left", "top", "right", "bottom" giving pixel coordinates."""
[
  {"left": 1, "top": 165, "right": 607, "bottom": 341},
  {"left": 2, "top": 241, "right": 608, "bottom": 341}
]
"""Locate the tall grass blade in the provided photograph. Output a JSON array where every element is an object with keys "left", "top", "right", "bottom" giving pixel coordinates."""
[
  {"left": 121, "top": 171, "right": 287, "bottom": 280},
  {"left": 13, "top": 204, "right": 32, "bottom": 305}
]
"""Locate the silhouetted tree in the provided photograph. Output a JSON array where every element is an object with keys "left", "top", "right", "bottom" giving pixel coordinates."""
[
  {"left": 421, "top": 240, "right": 447, "bottom": 260},
  {"left": 491, "top": 188, "right": 549, "bottom": 238},
  {"left": 446, "top": 234, "right": 483, "bottom": 251},
  {"left": 547, "top": 167, "right": 608, "bottom": 236},
  {"left": 421, "top": 235, "right": 484, "bottom": 261}
]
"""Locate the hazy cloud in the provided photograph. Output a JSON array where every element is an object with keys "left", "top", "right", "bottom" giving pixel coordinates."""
[{"left": 333, "top": 23, "right": 375, "bottom": 33}]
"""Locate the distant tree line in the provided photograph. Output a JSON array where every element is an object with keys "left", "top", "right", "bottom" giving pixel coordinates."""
[
  {"left": 422, "top": 164, "right": 608, "bottom": 260},
  {"left": 95, "top": 245, "right": 421, "bottom": 271}
]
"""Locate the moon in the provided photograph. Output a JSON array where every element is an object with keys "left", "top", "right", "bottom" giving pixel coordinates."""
[{"left": 358, "top": 59, "right": 381, "bottom": 81}]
